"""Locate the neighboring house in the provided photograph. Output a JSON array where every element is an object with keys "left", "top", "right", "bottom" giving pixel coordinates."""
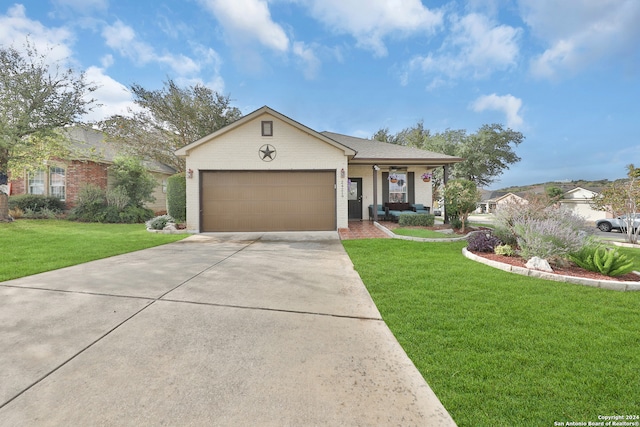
[
  {"left": 559, "top": 186, "right": 607, "bottom": 221},
  {"left": 8, "top": 127, "right": 175, "bottom": 212},
  {"left": 477, "top": 191, "right": 527, "bottom": 213},
  {"left": 175, "top": 106, "right": 463, "bottom": 233},
  {"left": 477, "top": 190, "right": 507, "bottom": 213}
]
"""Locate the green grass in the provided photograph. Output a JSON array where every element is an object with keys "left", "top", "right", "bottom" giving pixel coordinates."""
[
  {"left": 393, "top": 228, "right": 456, "bottom": 238},
  {"left": 0, "top": 219, "right": 186, "bottom": 281},
  {"left": 342, "top": 239, "right": 640, "bottom": 427}
]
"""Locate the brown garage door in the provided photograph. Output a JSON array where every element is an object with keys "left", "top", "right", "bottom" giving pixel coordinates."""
[{"left": 201, "top": 170, "right": 336, "bottom": 232}]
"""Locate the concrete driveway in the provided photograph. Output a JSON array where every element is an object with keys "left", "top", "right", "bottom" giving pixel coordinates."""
[{"left": 0, "top": 232, "right": 456, "bottom": 426}]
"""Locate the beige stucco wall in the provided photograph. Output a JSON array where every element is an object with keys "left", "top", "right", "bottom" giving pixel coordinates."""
[
  {"left": 348, "top": 165, "right": 434, "bottom": 220},
  {"left": 182, "top": 112, "right": 349, "bottom": 231}
]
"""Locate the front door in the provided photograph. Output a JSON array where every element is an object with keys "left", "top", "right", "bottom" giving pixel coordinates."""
[{"left": 348, "top": 178, "right": 363, "bottom": 220}]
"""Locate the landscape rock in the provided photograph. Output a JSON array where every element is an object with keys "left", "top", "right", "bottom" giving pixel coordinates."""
[
  {"left": 163, "top": 223, "right": 177, "bottom": 231},
  {"left": 525, "top": 256, "right": 553, "bottom": 272}
]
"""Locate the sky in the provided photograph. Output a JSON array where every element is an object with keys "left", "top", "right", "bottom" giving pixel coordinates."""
[{"left": 1, "top": 0, "right": 639, "bottom": 189}]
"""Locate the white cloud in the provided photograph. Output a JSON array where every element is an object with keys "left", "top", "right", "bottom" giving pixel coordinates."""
[
  {"left": 82, "top": 66, "right": 138, "bottom": 122},
  {"left": 101, "top": 20, "right": 222, "bottom": 80},
  {"left": 520, "top": 0, "right": 640, "bottom": 79},
  {"left": 292, "top": 41, "right": 321, "bottom": 80},
  {"left": 406, "top": 12, "right": 521, "bottom": 84},
  {"left": 52, "top": 0, "right": 108, "bottom": 13},
  {"left": 301, "top": 0, "right": 443, "bottom": 57},
  {"left": 0, "top": 4, "right": 75, "bottom": 65},
  {"left": 197, "top": 0, "right": 289, "bottom": 52},
  {"left": 471, "top": 93, "right": 524, "bottom": 129}
]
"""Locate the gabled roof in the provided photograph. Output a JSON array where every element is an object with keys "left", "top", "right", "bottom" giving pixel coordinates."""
[
  {"left": 494, "top": 192, "right": 527, "bottom": 203},
  {"left": 175, "top": 106, "right": 356, "bottom": 157},
  {"left": 321, "top": 132, "right": 463, "bottom": 166}
]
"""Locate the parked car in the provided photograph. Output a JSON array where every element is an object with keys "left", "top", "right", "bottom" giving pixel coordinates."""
[{"left": 595, "top": 214, "right": 640, "bottom": 232}]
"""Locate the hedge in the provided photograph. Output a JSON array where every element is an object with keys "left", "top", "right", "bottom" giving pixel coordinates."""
[{"left": 167, "top": 173, "right": 186, "bottom": 222}]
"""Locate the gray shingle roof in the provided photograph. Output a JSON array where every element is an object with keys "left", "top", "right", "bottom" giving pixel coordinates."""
[
  {"left": 64, "top": 127, "right": 176, "bottom": 175},
  {"left": 321, "top": 131, "right": 463, "bottom": 165}
]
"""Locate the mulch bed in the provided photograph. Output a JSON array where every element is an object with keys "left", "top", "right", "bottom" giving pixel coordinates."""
[
  {"left": 390, "top": 222, "right": 639, "bottom": 282},
  {"left": 471, "top": 250, "right": 640, "bottom": 282}
]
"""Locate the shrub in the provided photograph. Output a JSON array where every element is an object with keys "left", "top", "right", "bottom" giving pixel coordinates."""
[
  {"left": 398, "top": 213, "right": 435, "bottom": 227},
  {"left": 117, "top": 206, "right": 154, "bottom": 224},
  {"left": 569, "top": 246, "right": 635, "bottom": 277},
  {"left": 23, "top": 207, "right": 60, "bottom": 219},
  {"left": 8, "top": 194, "right": 65, "bottom": 213},
  {"left": 494, "top": 244, "right": 515, "bottom": 256},
  {"left": 146, "top": 214, "right": 175, "bottom": 230},
  {"left": 105, "top": 186, "right": 130, "bottom": 210},
  {"left": 109, "top": 156, "right": 156, "bottom": 207},
  {"left": 514, "top": 208, "right": 591, "bottom": 262},
  {"left": 450, "top": 217, "right": 463, "bottom": 230},
  {"left": 68, "top": 184, "right": 154, "bottom": 223},
  {"left": 68, "top": 184, "right": 107, "bottom": 222},
  {"left": 8, "top": 207, "right": 24, "bottom": 219},
  {"left": 167, "top": 173, "right": 186, "bottom": 222},
  {"left": 467, "top": 231, "right": 502, "bottom": 252}
]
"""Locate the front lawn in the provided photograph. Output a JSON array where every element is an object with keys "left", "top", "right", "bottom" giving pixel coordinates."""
[
  {"left": 393, "top": 228, "right": 457, "bottom": 238},
  {"left": 342, "top": 239, "right": 640, "bottom": 427},
  {"left": 0, "top": 220, "right": 186, "bottom": 281}
]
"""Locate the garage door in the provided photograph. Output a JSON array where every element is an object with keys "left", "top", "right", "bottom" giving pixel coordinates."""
[{"left": 201, "top": 171, "right": 336, "bottom": 232}]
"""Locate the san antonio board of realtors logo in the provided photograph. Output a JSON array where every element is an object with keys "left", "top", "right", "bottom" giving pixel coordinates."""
[{"left": 259, "top": 144, "right": 276, "bottom": 162}]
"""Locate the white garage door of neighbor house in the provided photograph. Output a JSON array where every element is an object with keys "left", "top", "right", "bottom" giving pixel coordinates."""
[{"left": 200, "top": 170, "right": 337, "bottom": 232}]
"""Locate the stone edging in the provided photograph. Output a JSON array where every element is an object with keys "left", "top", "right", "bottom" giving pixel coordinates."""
[
  {"left": 374, "top": 222, "right": 480, "bottom": 242},
  {"left": 462, "top": 247, "right": 640, "bottom": 292},
  {"left": 146, "top": 228, "right": 190, "bottom": 234}
]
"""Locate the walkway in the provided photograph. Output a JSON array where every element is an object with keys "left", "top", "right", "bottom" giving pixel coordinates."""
[{"left": 339, "top": 220, "right": 398, "bottom": 240}]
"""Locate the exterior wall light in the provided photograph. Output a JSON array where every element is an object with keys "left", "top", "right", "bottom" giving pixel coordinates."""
[{"left": 187, "top": 169, "right": 193, "bottom": 179}]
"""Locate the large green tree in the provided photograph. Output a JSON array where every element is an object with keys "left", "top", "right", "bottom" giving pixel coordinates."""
[
  {"left": 98, "top": 79, "right": 242, "bottom": 172},
  {"left": 0, "top": 42, "right": 96, "bottom": 220},
  {"left": 374, "top": 122, "right": 524, "bottom": 188}
]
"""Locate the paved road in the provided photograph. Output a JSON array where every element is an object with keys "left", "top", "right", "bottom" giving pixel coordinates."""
[{"left": 0, "top": 232, "right": 456, "bottom": 426}]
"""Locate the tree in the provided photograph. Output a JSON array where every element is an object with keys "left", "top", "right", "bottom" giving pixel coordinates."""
[
  {"left": 99, "top": 79, "right": 242, "bottom": 172},
  {"left": 0, "top": 42, "right": 96, "bottom": 220},
  {"left": 442, "top": 179, "right": 481, "bottom": 233},
  {"left": 545, "top": 185, "right": 564, "bottom": 203},
  {"left": 110, "top": 156, "right": 156, "bottom": 208},
  {"left": 591, "top": 164, "right": 640, "bottom": 244},
  {"left": 373, "top": 122, "right": 524, "bottom": 188}
]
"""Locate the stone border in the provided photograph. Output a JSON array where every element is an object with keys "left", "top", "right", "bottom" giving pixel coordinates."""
[
  {"left": 462, "top": 248, "right": 640, "bottom": 292},
  {"left": 146, "top": 228, "right": 190, "bottom": 234},
  {"left": 374, "top": 221, "right": 480, "bottom": 242}
]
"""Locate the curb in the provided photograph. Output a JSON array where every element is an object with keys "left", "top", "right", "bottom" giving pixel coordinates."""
[
  {"left": 462, "top": 247, "right": 640, "bottom": 292},
  {"left": 374, "top": 222, "right": 482, "bottom": 242}
]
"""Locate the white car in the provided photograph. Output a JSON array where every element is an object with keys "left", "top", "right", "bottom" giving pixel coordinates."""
[{"left": 595, "top": 214, "right": 640, "bottom": 232}]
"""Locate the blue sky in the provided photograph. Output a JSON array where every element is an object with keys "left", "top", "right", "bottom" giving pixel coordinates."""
[{"left": 2, "top": 0, "right": 639, "bottom": 189}]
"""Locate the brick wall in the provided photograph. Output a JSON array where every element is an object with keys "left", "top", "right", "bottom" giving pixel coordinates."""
[
  {"left": 65, "top": 161, "right": 109, "bottom": 208},
  {"left": 8, "top": 160, "right": 109, "bottom": 209}
]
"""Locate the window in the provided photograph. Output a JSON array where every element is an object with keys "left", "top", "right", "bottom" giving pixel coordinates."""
[
  {"left": 28, "top": 166, "right": 66, "bottom": 200},
  {"left": 388, "top": 172, "right": 407, "bottom": 203},
  {"left": 28, "top": 170, "right": 45, "bottom": 195},
  {"left": 49, "top": 167, "right": 66, "bottom": 200},
  {"left": 261, "top": 120, "right": 273, "bottom": 136}
]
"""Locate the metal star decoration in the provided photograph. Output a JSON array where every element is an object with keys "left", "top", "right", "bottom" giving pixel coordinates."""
[{"left": 259, "top": 144, "right": 276, "bottom": 161}]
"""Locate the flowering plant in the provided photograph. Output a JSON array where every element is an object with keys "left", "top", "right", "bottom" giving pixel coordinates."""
[{"left": 421, "top": 173, "right": 432, "bottom": 180}]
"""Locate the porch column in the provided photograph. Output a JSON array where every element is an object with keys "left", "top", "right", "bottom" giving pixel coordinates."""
[
  {"left": 443, "top": 164, "right": 450, "bottom": 224},
  {"left": 372, "top": 165, "right": 379, "bottom": 221}
]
